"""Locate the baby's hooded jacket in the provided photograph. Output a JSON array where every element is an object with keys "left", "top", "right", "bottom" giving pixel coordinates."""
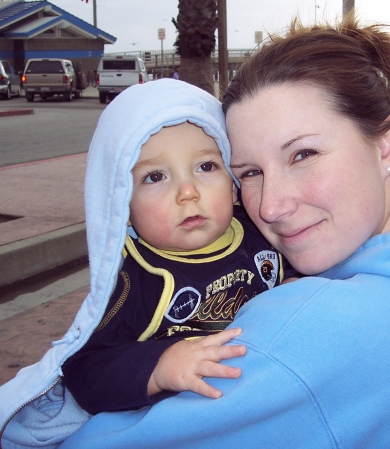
[{"left": 0, "top": 79, "right": 233, "bottom": 448}]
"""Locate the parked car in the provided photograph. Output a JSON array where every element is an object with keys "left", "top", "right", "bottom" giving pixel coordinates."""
[
  {"left": 21, "top": 58, "right": 85, "bottom": 102},
  {"left": 96, "top": 53, "right": 149, "bottom": 104},
  {"left": 0, "top": 60, "right": 20, "bottom": 99}
]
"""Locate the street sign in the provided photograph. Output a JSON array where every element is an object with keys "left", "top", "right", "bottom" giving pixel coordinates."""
[
  {"left": 255, "top": 31, "right": 263, "bottom": 44},
  {"left": 158, "top": 28, "right": 166, "bottom": 40}
]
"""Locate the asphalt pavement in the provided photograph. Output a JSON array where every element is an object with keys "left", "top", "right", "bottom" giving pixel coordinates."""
[{"left": 0, "top": 86, "right": 100, "bottom": 386}]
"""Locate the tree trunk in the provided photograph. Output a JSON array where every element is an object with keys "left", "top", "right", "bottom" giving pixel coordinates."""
[
  {"left": 178, "top": 56, "right": 214, "bottom": 95},
  {"left": 172, "top": 0, "right": 217, "bottom": 95}
]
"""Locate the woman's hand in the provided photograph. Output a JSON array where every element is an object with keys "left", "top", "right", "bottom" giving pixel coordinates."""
[{"left": 147, "top": 327, "right": 246, "bottom": 399}]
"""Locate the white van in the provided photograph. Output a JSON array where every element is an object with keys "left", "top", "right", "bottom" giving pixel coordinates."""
[{"left": 96, "top": 53, "right": 149, "bottom": 104}]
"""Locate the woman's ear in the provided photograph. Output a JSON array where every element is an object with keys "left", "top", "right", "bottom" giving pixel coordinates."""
[{"left": 378, "top": 127, "right": 390, "bottom": 176}]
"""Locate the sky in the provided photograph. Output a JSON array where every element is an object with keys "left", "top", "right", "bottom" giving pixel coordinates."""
[{"left": 48, "top": 0, "right": 390, "bottom": 52}]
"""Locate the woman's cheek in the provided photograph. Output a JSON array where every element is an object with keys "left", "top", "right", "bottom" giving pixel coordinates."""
[{"left": 241, "top": 186, "right": 261, "bottom": 220}]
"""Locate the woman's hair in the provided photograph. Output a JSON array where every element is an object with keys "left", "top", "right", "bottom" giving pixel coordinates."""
[{"left": 222, "top": 16, "right": 390, "bottom": 138}]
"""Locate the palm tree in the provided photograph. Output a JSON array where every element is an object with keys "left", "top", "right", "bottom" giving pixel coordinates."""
[{"left": 172, "top": 0, "right": 218, "bottom": 95}]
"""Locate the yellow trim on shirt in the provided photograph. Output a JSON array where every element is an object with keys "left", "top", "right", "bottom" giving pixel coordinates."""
[
  {"left": 124, "top": 235, "right": 174, "bottom": 341},
  {"left": 137, "top": 217, "right": 243, "bottom": 263}
]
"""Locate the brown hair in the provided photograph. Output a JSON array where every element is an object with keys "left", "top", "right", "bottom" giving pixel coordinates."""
[{"left": 222, "top": 16, "right": 390, "bottom": 138}]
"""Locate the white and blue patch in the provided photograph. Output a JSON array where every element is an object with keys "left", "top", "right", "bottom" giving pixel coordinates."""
[
  {"left": 254, "top": 250, "right": 279, "bottom": 289},
  {"left": 164, "top": 287, "right": 201, "bottom": 323}
]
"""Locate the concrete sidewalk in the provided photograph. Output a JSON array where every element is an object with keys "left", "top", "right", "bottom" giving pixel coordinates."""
[
  {"left": 0, "top": 86, "right": 102, "bottom": 388},
  {"left": 0, "top": 153, "right": 91, "bottom": 386},
  {"left": 0, "top": 86, "right": 99, "bottom": 287},
  {"left": 0, "top": 154, "right": 88, "bottom": 288}
]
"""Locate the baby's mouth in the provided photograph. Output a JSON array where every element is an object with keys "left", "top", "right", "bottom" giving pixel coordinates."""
[
  {"left": 183, "top": 215, "right": 199, "bottom": 222},
  {"left": 180, "top": 215, "right": 206, "bottom": 227}
]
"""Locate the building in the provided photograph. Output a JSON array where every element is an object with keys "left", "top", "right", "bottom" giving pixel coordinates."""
[{"left": 0, "top": 0, "right": 116, "bottom": 73}]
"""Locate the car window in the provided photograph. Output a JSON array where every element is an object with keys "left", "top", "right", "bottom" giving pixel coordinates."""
[
  {"left": 26, "top": 61, "right": 64, "bottom": 74},
  {"left": 102, "top": 60, "right": 136, "bottom": 70},
  {"left": 65, "top": 63, "right": 74, "bottom": 74},
  {"left": 2, "top": 61, "right": 12, "bottom": 75}
]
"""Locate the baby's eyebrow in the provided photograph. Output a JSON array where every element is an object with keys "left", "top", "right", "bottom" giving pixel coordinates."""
[
  {"left": 197, "top": 147, "right": 222, "bottom": 157},
  {"left": 132, "top": 157, "right": 162, "bottom": 172}
]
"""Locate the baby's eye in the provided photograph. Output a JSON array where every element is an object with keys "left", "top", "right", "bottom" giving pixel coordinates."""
[
  {"left": 198, "top": 161, "right": 217, "bottom": 172},
  {"left": 143, "top": 171, "right": 165, "bottom": 183}
]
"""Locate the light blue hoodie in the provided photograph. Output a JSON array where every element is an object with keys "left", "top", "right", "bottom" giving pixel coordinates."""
[
  {"left": 0, "top": 79, "right": 234, "bottom": 448},
  {"left": 60, "top": 233, "right": 390, "bottom": 448}
]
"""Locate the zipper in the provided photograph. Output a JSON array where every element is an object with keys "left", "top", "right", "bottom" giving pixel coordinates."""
[{"left": 0, "top": 376, "right": 62, "bottom": 449}]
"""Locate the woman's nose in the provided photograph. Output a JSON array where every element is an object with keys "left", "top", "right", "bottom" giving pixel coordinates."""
[
  {"left": 176, "top": 180, "right": 200, "bottom": 204},
  {"left": 259, "top": 175, "right": 297, "bottom": 222}
]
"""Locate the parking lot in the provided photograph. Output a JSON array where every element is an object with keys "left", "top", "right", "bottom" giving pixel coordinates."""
[{"left": 0, "top": 88, "right": 105, "bottom": 167}]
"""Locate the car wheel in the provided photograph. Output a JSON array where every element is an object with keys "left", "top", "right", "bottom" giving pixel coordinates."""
[
  {"left": 99, "top": 92, "right": 107, "bottom": 104},
  {"left": 64, "top": 88, "right": 73, "bottom": 102},
  {"left": 5, "top": 85, "right": 11, "bottom": 100},
  {"left": 25, "top": 92, "right": 34, "bottom": 102}
]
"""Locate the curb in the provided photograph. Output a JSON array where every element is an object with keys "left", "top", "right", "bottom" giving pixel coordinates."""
[
  {"left": 0, "top": 108, "right": 34, "bottom": 118},
  {"left": 0, "top": 223, "right": 87, "bottom": 289}
]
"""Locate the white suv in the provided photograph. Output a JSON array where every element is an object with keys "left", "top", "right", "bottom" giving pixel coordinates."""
[{"left": 96, "top": 54, "right": 149, "bottom": 104}]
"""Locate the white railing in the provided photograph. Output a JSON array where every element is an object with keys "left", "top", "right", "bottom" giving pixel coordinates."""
[{"left": 104, "top": 49, "right": 257, "bottom": 67}]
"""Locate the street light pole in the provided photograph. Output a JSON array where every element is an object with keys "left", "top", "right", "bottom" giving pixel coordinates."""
[{"left": 343, "top": 0, "right": 354, "bottom": 18}]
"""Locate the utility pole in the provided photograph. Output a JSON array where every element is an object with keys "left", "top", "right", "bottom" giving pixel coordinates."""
[
  {"left": 93, "top": 0, "right": 97, "bottom": 27},
  {"left": 342, "top": 0, "right": 354, "bottom": 18},
  {"left": 158, "top": 28, "right": 166, "bottom": 78},
  {"left": 314, "top": 0, "right": 320, "bottom": 22},
  {"left": 217, "top": 0, "right": 228, "bottom": 99}
]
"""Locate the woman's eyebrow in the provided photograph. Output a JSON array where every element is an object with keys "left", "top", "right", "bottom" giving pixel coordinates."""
[
  {"left": 282, "top": 133, "right": 319, "bottom": 149},
  {"left": 230, "top": 163, "right": 247, "bottom": 169}
]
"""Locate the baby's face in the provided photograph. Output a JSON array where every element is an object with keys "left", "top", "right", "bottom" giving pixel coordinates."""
[{"left": 129, "top": 122, "right": 236, "bottom": 252}]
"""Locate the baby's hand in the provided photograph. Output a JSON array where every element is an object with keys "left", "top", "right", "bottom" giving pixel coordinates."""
[{"left": 148, "top": 327, "right": 246, "bottom": 399}]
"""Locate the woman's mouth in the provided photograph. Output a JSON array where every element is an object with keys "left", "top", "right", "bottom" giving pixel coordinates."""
[{"left": 279, "top": 221, "right": 324, "bottom": 244}]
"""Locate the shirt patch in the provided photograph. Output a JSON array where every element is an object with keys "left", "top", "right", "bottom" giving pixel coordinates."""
[
  {"left": 164, "top": 287, "right": 201, "bottom": 323},
  {"left": 254, "top": 250, "right": 279, "bottom": 289}
]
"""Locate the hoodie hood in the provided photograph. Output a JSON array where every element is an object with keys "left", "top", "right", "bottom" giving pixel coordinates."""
[{"left": 84, "top": 79, "right": 233, "bottom": 340}]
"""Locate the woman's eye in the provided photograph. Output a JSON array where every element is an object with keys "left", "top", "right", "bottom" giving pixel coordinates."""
[
  {"left": 240, "top": 169, "right": 262, "bottom": 179},
  {"left": 294, "top": 149, "right": 317, "bottom": 162},
  {"left": 143, "top": 171, "right": 165, "bottom": 183},
  {"left": 198, "top": 162, "right": 216, "bottom": 172}
]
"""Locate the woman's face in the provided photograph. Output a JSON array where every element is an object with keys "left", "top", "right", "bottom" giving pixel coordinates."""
[{"left": 226, "top": 83, "right": 390, "bottom": 275}]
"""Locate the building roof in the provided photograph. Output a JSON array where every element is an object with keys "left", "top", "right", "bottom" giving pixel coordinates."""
[{"left": 0, "top": 0, "right": 116, "bottom": 44}]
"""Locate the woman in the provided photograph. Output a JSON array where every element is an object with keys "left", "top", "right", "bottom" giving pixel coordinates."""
[
  {"left": 3, "top": 17, "right": 390, "bottom": 449},
  {"left": 56, "top": 17, "right": 390, "bottom": 449}
]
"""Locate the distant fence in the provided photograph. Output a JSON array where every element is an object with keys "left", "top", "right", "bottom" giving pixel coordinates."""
[{"left": 104, "top": 48, "right": 258, "bottom": 78}]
